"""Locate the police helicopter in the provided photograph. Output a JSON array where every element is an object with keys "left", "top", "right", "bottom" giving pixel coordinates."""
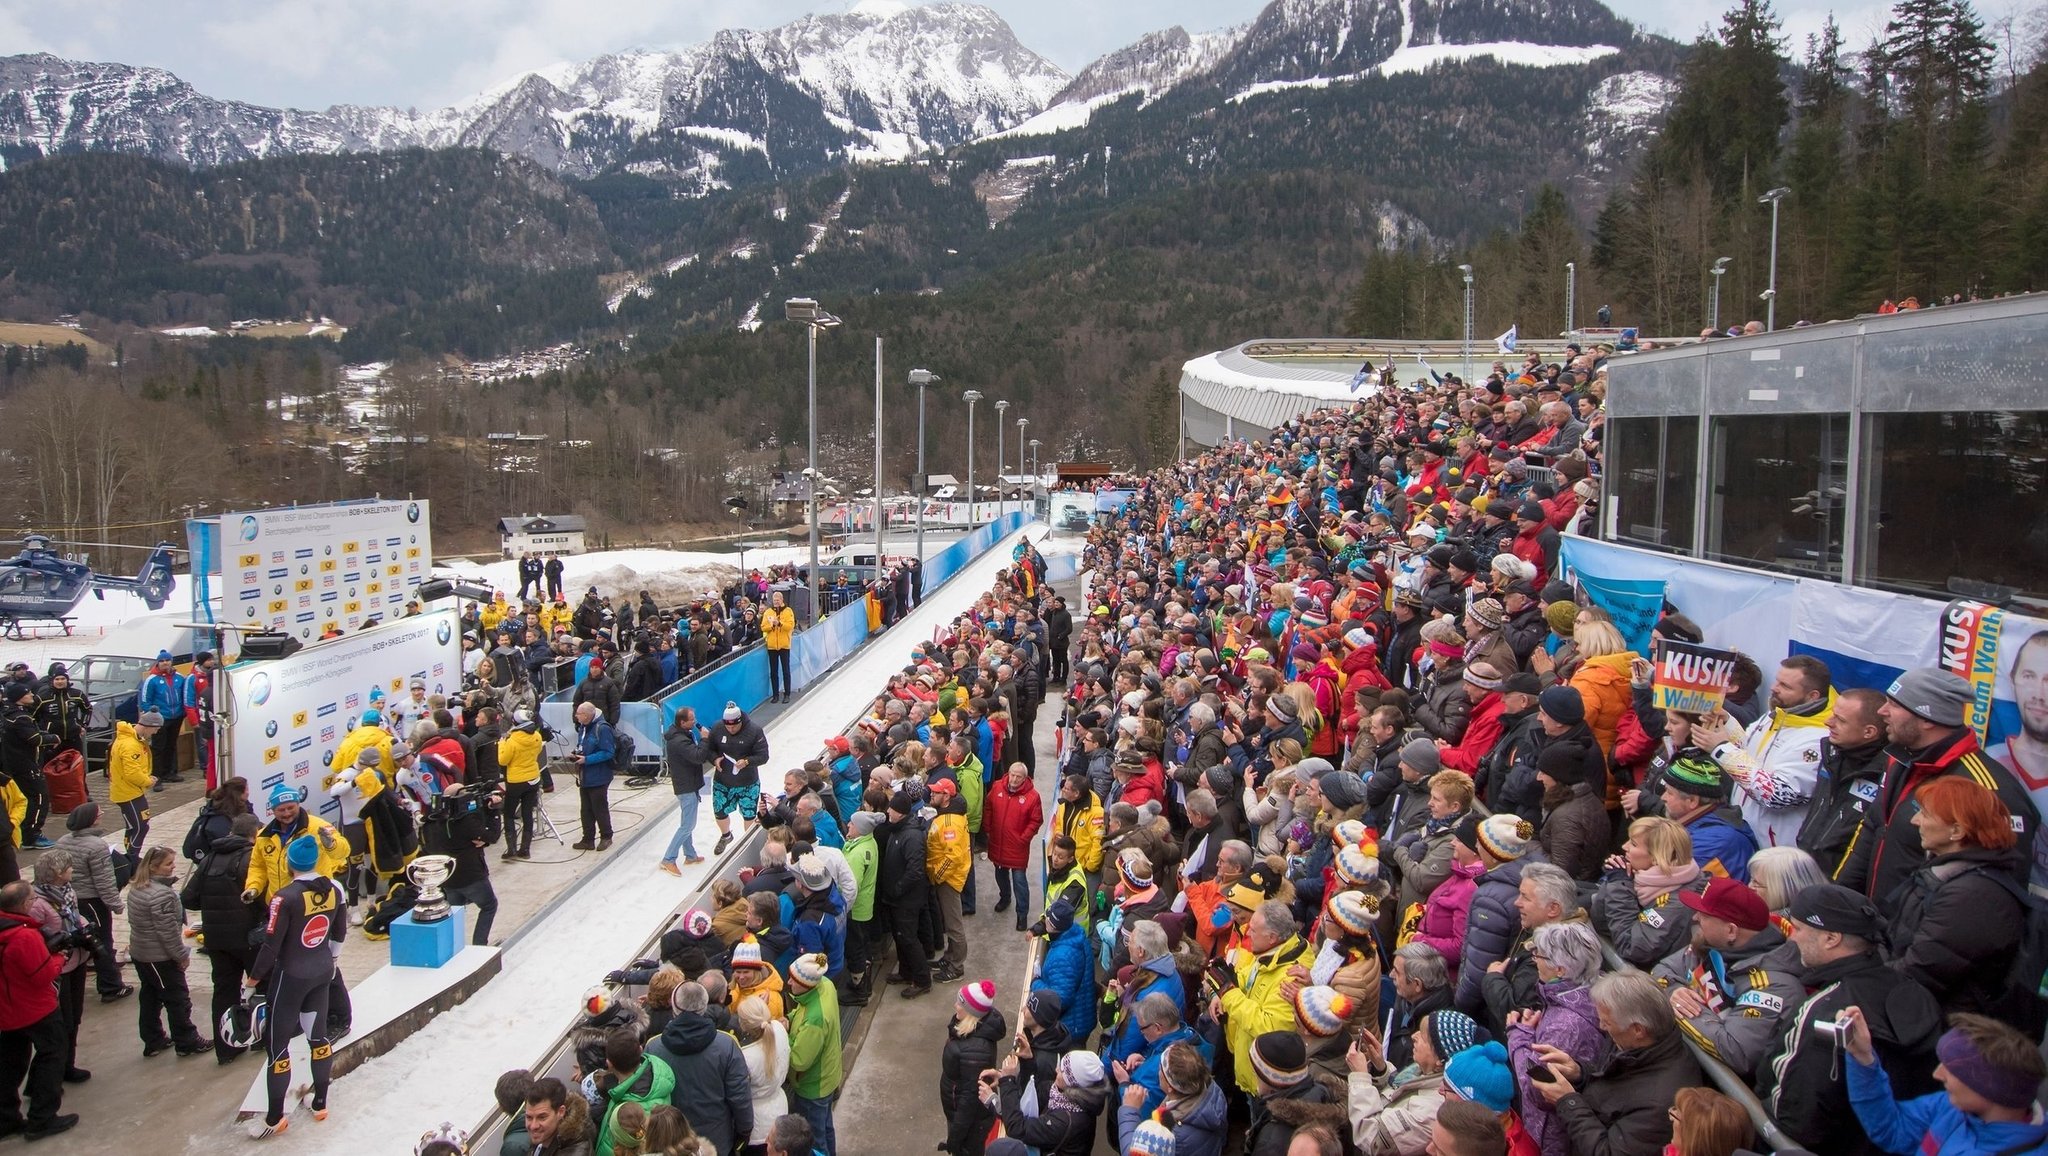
[{"left": 0, "top": 534, "right": 178, "bottom": 638}]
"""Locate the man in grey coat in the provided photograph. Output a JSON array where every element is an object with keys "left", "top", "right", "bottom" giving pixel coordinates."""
[{"left": 643, "top": 981, "right": 752, "bottom": 1154}]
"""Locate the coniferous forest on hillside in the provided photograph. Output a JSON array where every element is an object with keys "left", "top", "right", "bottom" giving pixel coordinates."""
[{"left": 1, "top": 0, "right": 2045, "bottom": 546}]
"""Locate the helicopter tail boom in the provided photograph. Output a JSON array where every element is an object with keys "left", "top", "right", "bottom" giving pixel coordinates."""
[{"left": 91, "top": 542, "right": 177, "bottom": 611}]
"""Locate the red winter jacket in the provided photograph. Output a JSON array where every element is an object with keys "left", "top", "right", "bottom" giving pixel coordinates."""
[
  {"left": 416, "top": 734, "right": 468, "bottom": 783},
  {"left": 1340, "top": 650, "right": 1393, "bottom": 745},
  {"left": 0, "top": 910, "right": 61, "bottom": 1030},
  {"left": 1438, "top": 691, "right": 1506, "bottom": 775},
  {"left": 1118, "top": 762, "right": 1165, "bottom": 810},
  {"left": 1304, "top": 661, "right": 1344, "bottom": 759},
  {"left": 983, "top": 777, "right": 1045, "bottom": 870}
]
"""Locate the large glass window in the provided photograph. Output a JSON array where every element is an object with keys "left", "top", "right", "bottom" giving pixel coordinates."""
[
  {"left": 1858, "top": 412, "right": 2048, "bottom": 602},
  {"left": 1705, "top": 414, "right": 1848, "bottom": 578},
  {"left": 1608, "top": 416, "right": 1697, "bottom": 552}
]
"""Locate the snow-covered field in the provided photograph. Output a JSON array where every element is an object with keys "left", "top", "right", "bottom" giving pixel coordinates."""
[
  {"left": 203, "top": 524, "right": 1040, "bottom": 1154},
  {"left": 0, "top": 536, "right": 961, "bottom": 676},
  {"left": 0, "top": 574, "right": 195, "bottom": 672},
  {"left": 437, "top": 545, "right": 817, "bottom": 609}
]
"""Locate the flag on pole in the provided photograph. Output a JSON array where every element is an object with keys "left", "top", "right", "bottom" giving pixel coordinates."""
[
  {"left": 1347, "top": 361, "right": 1375, "bottom": 392},
  {"left": 1495, "top": 324, "right": 1518, "bottom": 354}
]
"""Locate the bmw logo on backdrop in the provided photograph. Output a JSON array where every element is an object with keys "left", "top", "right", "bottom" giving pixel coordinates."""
[
  {"left": 264, "top": 720, "right": 278, "bottom": 738},
  {"left": 406, "top": 502, "right": 421, "bottom": 524},
  {"left": 436, "top": 621, "right": 452, "bottom": 647}
]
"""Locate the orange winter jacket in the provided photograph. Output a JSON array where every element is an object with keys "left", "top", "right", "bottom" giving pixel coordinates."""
[{"left": 1570, "top": 653, "right": 1635, "bottom": 759}]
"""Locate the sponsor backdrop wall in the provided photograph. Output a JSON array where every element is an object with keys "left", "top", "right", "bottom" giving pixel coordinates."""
[
  {"left": 225, "top": 609, "right": 462, "bottom": 820},
  {"left": 195, "top": 499, "right": 433, "bottom": 641}
]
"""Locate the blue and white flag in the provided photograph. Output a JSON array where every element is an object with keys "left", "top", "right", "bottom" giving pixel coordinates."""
[
  {"left": 1495, "top": 324, "right": 1518, "bottom": 354},
  {"left": 1347, "top": 361, "right": 1375, "bottom": 393}
]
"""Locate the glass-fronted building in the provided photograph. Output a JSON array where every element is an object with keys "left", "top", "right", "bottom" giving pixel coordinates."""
[{"left": 1600, "top": 293, "right": 2048, "bottom": 606}]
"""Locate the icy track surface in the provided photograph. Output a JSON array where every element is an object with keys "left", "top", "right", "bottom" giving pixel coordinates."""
[{"left": 193, "top": 524, "right": 1039, "bottom": 1154}]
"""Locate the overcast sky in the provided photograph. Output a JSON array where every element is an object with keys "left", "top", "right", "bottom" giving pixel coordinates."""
[{"left": 1, "top": 0, "right": 2034, "bottom": 111}]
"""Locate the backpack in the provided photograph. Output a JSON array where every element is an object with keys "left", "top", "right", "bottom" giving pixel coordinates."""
[
  {"left": 182, "top": 803, "right": 216, "bottom": 862},
  {"left": 1975, "top": 868, "right": 2048, "bottom": 1036},
  {"left": 611, "top": 729, "right": 637, "bottom": 769}
]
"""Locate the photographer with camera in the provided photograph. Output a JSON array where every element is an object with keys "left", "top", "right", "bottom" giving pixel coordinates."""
[
  {"left": 1753, "top": 884, "right": 1941, "bottom": 1156},
  {"left": 422, "top": 782, "right": 500, "bottom": 946}
]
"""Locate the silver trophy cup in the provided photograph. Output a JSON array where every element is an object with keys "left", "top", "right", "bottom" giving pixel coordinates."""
[{"left": 407, "top": 854, "right": 458, "bottom": 924}]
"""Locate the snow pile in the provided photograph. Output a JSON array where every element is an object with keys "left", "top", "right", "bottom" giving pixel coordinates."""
[
  {"left": 1225, "top": 42, "right": 1619, "bottom": 105},
  {"left": 0, "top": 573, "right": 197, "bottom": 672},
  {"left": 440, "top": 545, "right": 815, "bottom": 607},
  {"left": 1375, "top": 41, "right": 1619, "bottom": 77},
  {"left": 1229, "top": 73, "right": 1350, "bottom": 103},
  {"left": 1582, "top": 70, "right": 1678, "bottom": 161}
]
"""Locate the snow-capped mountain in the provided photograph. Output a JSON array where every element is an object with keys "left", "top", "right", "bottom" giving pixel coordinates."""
[
  {"left": 1206, "top": 0, "right": 1637, "bottom": 93},
  {"left": 987, "top": 0, "right": 1649, "bottom": 140},
  {"left": 0, "top": 1, "right": 1068, "bottom": 179},
  {"left": 1052, "top": 25, "right": 1250, "bottom": 107}
]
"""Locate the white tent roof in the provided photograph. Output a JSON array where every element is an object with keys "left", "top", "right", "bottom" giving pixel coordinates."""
[{"left": 1178, "top": 344, "right": 1361, "bottom": 433}]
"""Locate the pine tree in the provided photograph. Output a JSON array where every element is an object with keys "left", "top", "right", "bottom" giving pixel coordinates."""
[{"left": 1784, "top": 17, "right": 1854, "bottom": 317}]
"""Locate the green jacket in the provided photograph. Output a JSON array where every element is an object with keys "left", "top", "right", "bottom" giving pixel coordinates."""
[
  {"left": 786, "top": 980, "right": 843, "bottom": 1100},
  {"left": 845, "top": 832, "right": 880, "bottom": 922},
  {"left": 596, "top": 1054, "right": 675, "bottom": 1156},
  {"left": 954, "top": 756, "right": 985, "bottom": 833}
]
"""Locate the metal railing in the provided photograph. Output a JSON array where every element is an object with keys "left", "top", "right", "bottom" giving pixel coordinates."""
[{"left": 1597, "top": 942, "right": 1799, "bottom": 1151}]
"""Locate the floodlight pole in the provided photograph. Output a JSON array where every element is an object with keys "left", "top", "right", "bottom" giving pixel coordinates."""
[
  {"left": 1759, "top": 188, "right": 1789, "bottom": 332},
  {"left": 963, "top": 390, "right": 983, "bottom": 529},
  {"left": 910, "top": 369, "right": 937, "bottom": 564}
]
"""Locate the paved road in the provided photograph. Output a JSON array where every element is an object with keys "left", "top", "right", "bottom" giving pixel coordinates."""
[{"left": 835, "top": 596, "right": 1069, "bottom": 1155}]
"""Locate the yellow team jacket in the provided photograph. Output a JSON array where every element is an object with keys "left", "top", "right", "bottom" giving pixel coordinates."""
[
  {"left": 107, "top": 722, "right": 154, "bottom": 804},
  {"left": 927, "top": 809, "right": 971, "bottom": 891},
  {"left": 1051, "top": 794, "right": 1106, "bottom": 873},
  {"left": 762, "top": 606, "right": 796, "bottom": 651},
  {"left": 328, "top": 724, "right": 395, "bottom": 787},
  {"left": 245, "top": 814, "right": 351, "bottom": 901},
  {"left": 497, "top": 727, "right": 544, "bottom": 785}
]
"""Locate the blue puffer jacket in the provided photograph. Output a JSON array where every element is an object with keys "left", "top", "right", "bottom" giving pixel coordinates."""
[
  {"left": 577, "top": 719, "right": 617, "bottom": 788},
  {"left": 1849, "top": 1053, "right": 2048, "bottom": 1155},
  {"left": 1101, "top": 955, "right": 1184, "bottom": 1066},
  {"left": 1126, "top": 1023, "right": 1204, "bottom": 1115},
  {"left": 830, "top": 754, "right": 864, "bottom": 824},
  {"left": 1457, "top": 851, "right": 1547, "bottom": 1014},
  {"left": 1032, "top": 922, "right": 1098, "bottom": 1043},
  {"left": 789, "top": 888, "right": 846, "bottom": 976}
]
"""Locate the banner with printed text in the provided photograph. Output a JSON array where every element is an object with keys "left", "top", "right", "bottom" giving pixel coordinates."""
[
  {"left": 225, "top": 609, "right": 461, "bottom": 821},
  {"left": 217, "top": 499, "right": 433, "bottom": 641},
  {"left": 1935, "top": 601, "right": 2048, "bottom": 886},
  {"left": 1651, "top": 638, "right": 1740, "bottom": 714}
]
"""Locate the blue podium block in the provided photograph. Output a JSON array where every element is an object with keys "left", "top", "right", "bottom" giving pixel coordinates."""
[{"left": 391, "top": 908, "right": 466, "bottom": 968}]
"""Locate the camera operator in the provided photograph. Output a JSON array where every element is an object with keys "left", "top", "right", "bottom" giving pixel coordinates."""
[
  {"left": 421, "top": 783, "right": 500, "bottom": 946},
  {"left": 1753, "top": 884, "right": 1941, "bottom": 1155}
]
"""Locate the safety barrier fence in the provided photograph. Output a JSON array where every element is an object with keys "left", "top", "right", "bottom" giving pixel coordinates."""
[
  {"left": 462, "top": 514, "right": 1031, "bottom": 1147},
  {"left": 536, "top": 514, "right": 1030, "bottom": 757}
]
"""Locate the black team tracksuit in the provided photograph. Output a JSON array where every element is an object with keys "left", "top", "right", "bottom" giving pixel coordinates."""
[{"left": 253, "top": 874, "right": 345, "bottom": 1128}]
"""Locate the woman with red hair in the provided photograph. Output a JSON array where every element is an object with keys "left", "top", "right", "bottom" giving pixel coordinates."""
[{"left": 1885, "top": 775, "right": 2025, "bottom": 1016}]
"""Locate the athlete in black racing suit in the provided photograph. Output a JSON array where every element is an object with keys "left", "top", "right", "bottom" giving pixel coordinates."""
[{"left": 247, "top": 839, "right": 346, "bottom": 1139}]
